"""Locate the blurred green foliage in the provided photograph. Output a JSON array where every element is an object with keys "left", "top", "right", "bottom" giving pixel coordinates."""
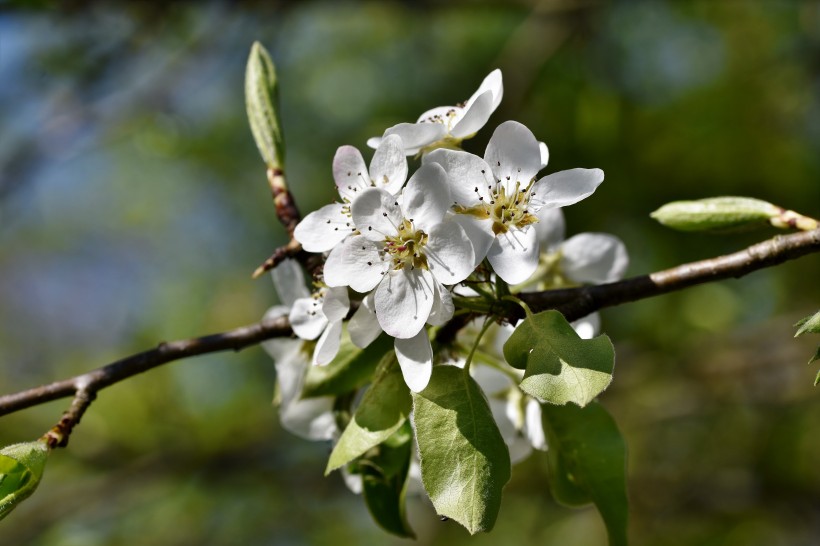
[{"left": 0, "top": 1, "right": 818, "bottom": 544}]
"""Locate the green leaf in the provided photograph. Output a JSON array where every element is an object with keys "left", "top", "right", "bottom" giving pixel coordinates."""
[
  {"left": 811, "top": 346, "right": 820, "bottom": 367},
  {"left": 245, "top": 41, "right": 284, "bottom": 169},
  {"left": 503, "top": 310, "right": 615, "bottom": 407},
  {"left": 412, "top": 365, "right": 511, "bottom": 535},
  {"left": 302, "top": 334, "right": 393, "bottom": 398},
  {"left": 0, "top": 441, "right": 49, "bottom": 521},
  {"left": 541, "top": 402, "right": 628, "bottom": 546},
  {"left": 650, "top": 197, "right": 780, "bottom": 232},
  {"left": 326, "top": 354, "right": 411, "bottom": 474},
  {"left": 360, "top": 423, "right": 416, "bottom": 538},
  {"left": 794, "top": 310, "right": 820, "bottom": 337}
]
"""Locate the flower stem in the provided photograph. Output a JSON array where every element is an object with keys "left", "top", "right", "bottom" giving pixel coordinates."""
[
  {"left": 463, "top": 317, "right": 494, "bottom": 375},
  {"left": 502, "top": 295, "right": 534, "bottom": 321}
]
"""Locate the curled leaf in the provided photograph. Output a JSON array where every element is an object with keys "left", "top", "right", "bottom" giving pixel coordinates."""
[
  {"left": 794, "top": 310, "right": 820, "bottom": 337},
  {"left": 650, "top": 197, "right": 779, "bottom": 232},
  {"left": 541, "top": 402, "right": 628, "bottom": 546},
  {"left": 326, "top": 353, "right": 411, "bottom": 474},
  {"left": 0, "top": 441, "right": 49, "bottom": 521},
  {"left": 503, "top": 310, "right": 615, "bottom": 407}
]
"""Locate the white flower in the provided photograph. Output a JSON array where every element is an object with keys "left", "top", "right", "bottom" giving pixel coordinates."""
[
  {"left": 534, "top": 207, "right": 629, "bottom": 286},
  {"left": 559, "top": 232, "right": 629, "bottom": 285},
  {"left": 425, "top": 120, "right": 605, "bottom": 285},
  {"left": 323, "top": 163, "right": 475, "bottom": 391},
  {"left": 294, "top": 134, "right": 407, "bottom": 253},
  {"left": 262, "top": 259, "right": 338, "bottom": 441},
  {"left": 524, "top": 208, "right": 629, "bottom": 338},
  {"left": 368, "top": 70, "right": 503, "bottom": 156},
  {"left": 289, "top": 285, "right": 350, "bottom": 366}
]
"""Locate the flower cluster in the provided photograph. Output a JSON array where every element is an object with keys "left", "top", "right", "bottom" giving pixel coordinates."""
[
  {"left": 288, "top": 71, "right": 606, "bottom": 394},
  {"left": 263, "top": 69, "right": 627, "bottom": 472}
]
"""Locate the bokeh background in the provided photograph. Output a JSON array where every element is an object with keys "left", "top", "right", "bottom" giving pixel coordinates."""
[{"left": 1, "top": 1, "right": 819, "bottom": 544}]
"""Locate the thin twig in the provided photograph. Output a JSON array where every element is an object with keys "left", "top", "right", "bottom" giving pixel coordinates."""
[
  {"left": 251, "top": 167, "right": 316, "bottom": 279},
  {"left": 0, "top": 314, "right": 291, "bottom": 420}
]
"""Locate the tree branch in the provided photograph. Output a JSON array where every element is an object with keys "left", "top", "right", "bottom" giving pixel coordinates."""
[
  {"left": 521, "top": 228, "right": 820, "bottom": 321},
  {"left": 0, "top": 314, "right": 291, "bottom": 421},
  {"left": 1, "top": 229, "right": 818, "bottom": 445}
]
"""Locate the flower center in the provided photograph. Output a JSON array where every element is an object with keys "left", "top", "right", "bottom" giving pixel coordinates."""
[
  {"left": 455, "top": 180, "right": 538, "bottom": 235},
  {"left": 383, "top": 219, "right": 429, "bottom": 271}
]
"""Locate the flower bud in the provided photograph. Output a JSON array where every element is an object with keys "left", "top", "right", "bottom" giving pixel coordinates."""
[
  {"left": 650, "top": 197, "right": 780, "bottom": 232},
  {"left": 245, "top": 41, "right": 285, "bottom": 170}
]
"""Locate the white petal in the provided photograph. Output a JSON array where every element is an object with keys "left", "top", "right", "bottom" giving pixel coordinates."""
[
  {"left": 384, "top": 122, "right": 448, "bottom": 156},
  {"left": 534, "top": 208, "right": 566, "bottom": 252},
  {"left": 485, "top": 121, "right": 542, "bottom": 189},
  {"left": 366, "top": 136, "right": 382, "bottom": 150},
  {"left": 266, "top": 337, "right": 307, "bottom": 407},
  {"left": 270, "top": 259, "right": 309, "bottom": 308},
  {"left": 539, "top": 141, "right": 550, "bottom": 169},
  {"left": 374, "top": 269, "right": 435, "bottom": 339},
  {"left": 509, "top": 436, "right": 534, "bottom": 465},
  {"left": 280, "top": 396, "right": 337, "bottom": 441},
  {"left": 341, "top": 465, "right": 363, "bottom": 495},
  {"left": 466, "top": 69, "right": 503, "bottom": 112},
  {"left": 531, "top": 168, "right": 604, "bottom": 210},
  {"left": 425, "top": 219, "right": 476, "bottom": 285},
  {"left": 333, "top": 146, "right": 370, "bottom": 202},
  {"left": 349, "top": 293, "right": 382, "bottom": 348},
  {"left": 322, "top": 287, "right": 350, "bottom": 323},
  {"left": 369, "top": 134, "right": 408, "bottom": 195},
  {"left": 263, "top": 305, "right": 290, "bottom": 323},
  {"left": 487, "top": 227, "right": 539, "bottom": 285},
  {"left": 489, "top": 398, "right": 518, "bottom": 444},
  {"left": 401, "top": 163, "right": 450, "bottom": 232},
  {"left": 351, "top": 188, "right": 401, "bottom": 241},
  {"left": 451, "top": 213, "right": 494, "bottom": 267},
  {"left": 490, "top": 323, "right": 517, "bottom": 357},
  {"left": 289, "top": 297, "right": 328, "bottom": 340},
  {"left": 323, "top": 236, "right": 388, "bottom": 293},
  {"left": 427, "top": 282, "right": 454, "bottom": 326},
  {"left": 571, "top": 312, "right": 601, "bottom": 339},
  {"left": 472, "top": 364, "right": 513, "bottom": 396},
  {"left": 525, "top": 399, "right": 547, "bottom": 451},
  {"left": 560, "top": 233, "right": 629, "bottom": 284},
  {"left": 394, "top": 329, "right": 433, "bottom": 392},
  {"left": 293, "top": 204, "right": 353, "bottom": 253},
  {"left": 423, "top": 148, "right": 493, "bottom": 206},
  {"left": 450, "top": 90, "right": 493, "bottom": 138},
  {"left": 313, "top": 319, "right": 343, "bottom": 366},
  {"left": 416, "top": 105, "right": 465, "bottom": 129}
]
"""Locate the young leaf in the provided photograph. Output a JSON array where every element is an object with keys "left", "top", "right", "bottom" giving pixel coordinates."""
[
  {"left": 412, "top": 365, "right": 511, "bottom": 535},
  {"left": 503, "top": 310, "right": 615, "bottom": 407},
  {"left": 650, "top": 197, "right": 779, "bottom": 232},
  {"left": 245, "top": 41, "right": 285, "bottom": 169},
  {"left": 541, "top": 401, "right": 628, "bottom": 546},
  {"left": 302, "top": 334, "right": 393, "bottom": 398},
  {"left": 360, "top": 423, "right": 416, "bottom": 538},
  {"left": 0, "top": 441, "right": 49, "bottom": 521},
  {"left": 794, "top": 310, "right": 820, "bottom": 337},
  {"left": 326, "top": 354, "right": 411, "bottom": 474}
]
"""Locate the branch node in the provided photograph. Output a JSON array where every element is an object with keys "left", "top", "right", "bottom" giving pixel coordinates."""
[{"left": 42, "top": 389, "right": 97, "bottom": 449}]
